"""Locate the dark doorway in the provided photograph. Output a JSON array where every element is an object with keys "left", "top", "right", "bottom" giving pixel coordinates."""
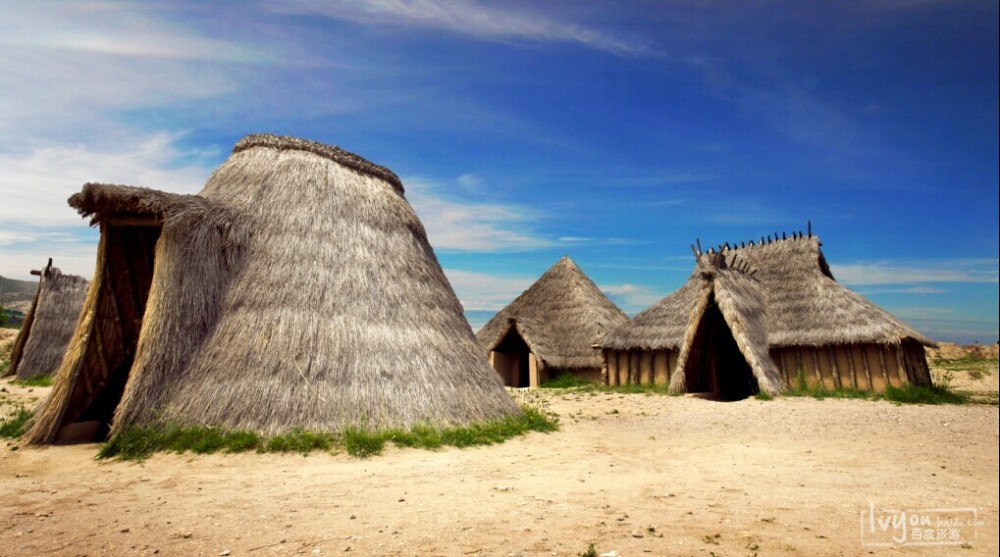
[
  {"left": 57, "top": 224, "right": 161, "bottom": 442},
  {"left": 683, "top": 293, "right": 758, "bottom": 401},
  {"left": 493, "top": 328, "right": 531, "bottom": 387}
]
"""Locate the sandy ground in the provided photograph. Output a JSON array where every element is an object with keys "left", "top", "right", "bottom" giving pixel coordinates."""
[{"left": 1, "top": 353, "right": 997, "bottom": 557}]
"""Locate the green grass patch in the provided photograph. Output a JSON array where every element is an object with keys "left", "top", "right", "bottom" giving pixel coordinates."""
[
  {"left": 99, "top": 405, "right": 559, "bottom": 461},
  {"left": 539, "top": 373, "right": 597, "bottom": 389},
  {"left": 11, "top": 375, "right": 54, "bottom": 387},
  {"left": 542, "top": 380, "right": 676, "bottom": 396},
  {"left": 754, "top": 391, "right": 774, "bottom": 401},
  {"left": 774, "top": 371, "right": 968, "bottom": 404},
  {"left": 883, "top": 384, "right": 967, "bottom": 405},
  {"left": 0, "top": 408, "right": 31, "bottom": 438}
]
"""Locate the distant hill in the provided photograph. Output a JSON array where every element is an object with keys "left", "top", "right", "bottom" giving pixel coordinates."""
[{"left": 1, "top": 275, "right": 37, "bottom": 304}]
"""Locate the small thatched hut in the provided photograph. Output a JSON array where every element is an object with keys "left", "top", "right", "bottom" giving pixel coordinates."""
[
  {"left": 25, "top": 134, "right": 518, "bottom": 444},
  {"left": 476, "top": 257, "right": 628, "bottom": 387},
  {"left": 602, "top": 230, "right": 935, "bottom": 399},
  {"left": 6, "top": 259, "right": 88, "bottom": 381}
]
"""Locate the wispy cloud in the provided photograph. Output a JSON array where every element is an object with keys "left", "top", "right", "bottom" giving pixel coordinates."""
[
  {"left": 832, "top": 259, "right": 999, "bottom": 286},
  {"left": 0, "top": 233, "right": 98, "bottom": 281},
  {"left": 404, "top": 177, "right": 553, "bottom": 252},
  {"left": 0, "top": 4, "right": 266, "bottom": 63},
  {"left": 0, "top": 133, "right": 213, "bottom": 229},
  {"left": 443, "top": 268, "right": 533, "bottom": 312},
  {"left": 601, "top": 283, "right": 666, "bottom": 314},
  {"left": 0, "top": 4, "right": 264, "bottom": 145},
  {"left": 273, "top": 0, "right": 651, "bottom": 55},
  {"left": 856, "top": 286, "right": 946, "bottom": 295}
]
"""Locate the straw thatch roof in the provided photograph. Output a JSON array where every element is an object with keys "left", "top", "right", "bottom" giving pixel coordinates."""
[
  {"left": 666, "top": 253, "right": 784, "bottom": 395},
  {"left": 603, "top": 233, "right": 935, "bottom": 351},
  {"left": 477, "top": 257, "right": 628, "bottom": 370},
  {"left": 7, "top": 261, "right": 88, "bottom": 380},
  {"left": 26, "top": 133, "right": 518, "bottom": 443}
]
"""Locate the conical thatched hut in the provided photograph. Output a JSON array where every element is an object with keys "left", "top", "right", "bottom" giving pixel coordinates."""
[
  {"left": 6, "top": 259, "right": 88, "bottom": 381},
  {"left": 602, "top": 231, "right": 935, "bottom": 398},
  {"left": 25, "top": 134, "right": 518, "bottom": 444},
  {"left": 477, "top": 257, "right": 628, "bottom": 387}
]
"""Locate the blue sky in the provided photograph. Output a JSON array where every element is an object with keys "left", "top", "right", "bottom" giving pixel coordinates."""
[{"left": 0, "top": 0, "right": 996, "bottom": 343}]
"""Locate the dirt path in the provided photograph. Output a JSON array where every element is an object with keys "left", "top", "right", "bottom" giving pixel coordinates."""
[{"left": 2, "top": 380, "right": 997, "bottom": 557}]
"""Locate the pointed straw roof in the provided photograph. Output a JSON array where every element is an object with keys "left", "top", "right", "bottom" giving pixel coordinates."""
[
  {"left": 604, "top": 233, "right": 935, "bottom": 351},
  {"left": 666, "top": 254, "right": 784, "bottom": 395},
  {"left": 477, "top": 257, "right": 628, "bottom": 370},
  {"left": 26, "top": 134, "right": 517, "bottom": 443},
  {"left": 7, "top": 261, "right": 88, "bottom": 380}
]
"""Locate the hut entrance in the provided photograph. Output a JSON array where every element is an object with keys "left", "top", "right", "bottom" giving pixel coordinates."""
[
  {"left": 684, "top": 293, "right": 758, "bottom": 401},
  {"left": 491, "top": 328, "right": 531, "bottom": 388},
  {"left": 54, "top": 223, "right": 161, "bottom": 443}
]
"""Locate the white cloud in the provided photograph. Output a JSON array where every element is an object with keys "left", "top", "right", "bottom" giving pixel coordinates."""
[
  {"left": 443, "top": 269, "right": 533, "bottom": 312},
  {"left": 456, "top": 173, "right": 483, "bottom": 190},
  {"left": 0, "top": 235, "right": 98, "bottom": 282},
  {"left": 404, "top": 177, "right": 553, "bottom": 252},
  {"left": 0, "top": 133, "right": 212, "bottom": 229},
  {"left": 273, "top": 0, "right": 650, "bottom": 55},
  {"left": 0, "top": 3, "right": 263, "bottom": 146},
  {"left": 856, "top": 286, "right": 946, "bottom": 295},
  {"left": 601, "top": 283, "right": 665, "bottom": 314},
  {"left": 831, "top": 260, "right": 999, "bottom": 286}
]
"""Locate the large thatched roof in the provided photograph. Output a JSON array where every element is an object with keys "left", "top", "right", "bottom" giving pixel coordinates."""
[
  {"left": 603, "top": 233, "right": 935, "bottom": 351},
  {"left": 7, "top": 261, "right": 88, "bottom": 380},
  {"left": 477, "top": 257, "right": 628, "bottom": 370},
  {"left": 26, "top": 134, "right": 518, "bottom": 443}
]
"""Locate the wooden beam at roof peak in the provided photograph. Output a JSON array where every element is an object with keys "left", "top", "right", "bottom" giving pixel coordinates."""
[{"left": 103, "top": 214, "right": 163, "bottom": 228}]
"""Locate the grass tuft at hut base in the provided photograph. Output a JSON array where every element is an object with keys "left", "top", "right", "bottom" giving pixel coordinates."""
[
  {"left": 1, "top": 408, "right": 32, "bottom": 439},
  {"left": 10, "top": 375, "right": 54, "bottom": 387},
  {"left": 540, "top": 375, "right": 678, "bottom": 395},
  {"left": 773, "top": 372, "right": 970, "bottom": 405},
  {"left": 98, "top": 405, "right": 559, "bottom": 461}
]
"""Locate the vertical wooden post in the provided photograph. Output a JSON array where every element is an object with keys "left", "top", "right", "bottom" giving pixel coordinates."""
[
  {"left": 606, "top": 350, "right": 618, "bottom": 386},
  {"left": 811, "top": 349, "right": 823, "bottom": 388},
  {"left": 827, "top": 348, "right": 842, "bottom": 389},
  {"left": 629, "top": 352, "right": 640, "bottom": 385},
  {"left": 653, "top": 351, "right": 668, "bottom": 386},
  {"left": 860, "top": 345, "right": 873, "bottom": 390},
  {"left": 844, "top": 346, "right": 858, "bottom": 390},
  {"left": 639, "top": 352, "right": 653, "bottom": 385},
  {"left": 896, "top": 343, "right": 909, "bottom": 384},
  {"left": 795, "top": 349, "right": 804, "bottom": 387},
  {"left": 617, "top": 351, "right": 629, "bottom": 385},
  {"left": 878, "top": 348, "right": 891, "bottom": 387}
]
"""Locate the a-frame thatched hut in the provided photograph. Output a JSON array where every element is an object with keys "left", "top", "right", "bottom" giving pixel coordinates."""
[
  {"left": 6, "top": 259, "right": 88, "bottom": 381},
  {"left": 602, "top": 230, "right": 935, "bottom": 399},
  {"left": 25, "top": 134, "right": 518, "bottom": 444},
  {"left": 477, "top": 257, "right": 628, "bottom": 387}
]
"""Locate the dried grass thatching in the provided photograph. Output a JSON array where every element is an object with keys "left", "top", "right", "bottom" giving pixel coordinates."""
[
  {"left": 26, "top": 134, "right": 518, "bottom": 444},
  {"left": 666, "top": 254, "right": 784, "bottom": 395},
  {"left": 477, "top": 257, "right": 628, "bottom": 370},
  {"left": 604, "top": 234, "right": 934, "bottom": 352},
  {"left": 7, "top": 261, "right": 88, "bottom": 380}
]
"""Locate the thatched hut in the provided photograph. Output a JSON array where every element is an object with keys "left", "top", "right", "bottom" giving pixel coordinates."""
[
  {"left": 602, "top": 230, "right": 935, "bottom": 398},
  {"left": 6, "top": 259, "right": 88, "bottom": 381},
  {"left": 25, "top": 134, "right": 518, "bottom": 444},
  {"left": 477, "top": 257, "right": 628, "bottom": 387}
]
